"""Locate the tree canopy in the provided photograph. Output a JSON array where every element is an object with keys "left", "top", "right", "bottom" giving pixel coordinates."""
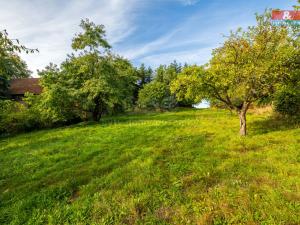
[{"left": 39, "top": 19, "right": 136, "bottom": 122}]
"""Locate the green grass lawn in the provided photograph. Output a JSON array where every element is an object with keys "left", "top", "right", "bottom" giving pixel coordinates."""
[{"left": 0, "top": 108, "right": 299, "bottom": 224}]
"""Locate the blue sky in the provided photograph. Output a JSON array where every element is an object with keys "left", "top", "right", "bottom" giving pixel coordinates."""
[{"left": 0, "top": 0, "right": 295, "bottom": 75}]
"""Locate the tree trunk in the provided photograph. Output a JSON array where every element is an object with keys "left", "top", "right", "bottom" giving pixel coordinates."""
[
  {"left": 92, "top": 96, "right": 102, "bottom": 122},
  {"left": 239, "top": 111, "right": 247, "bottom": 136},
  {"left": 92, "top": 109, "right": 101, "bottom": 121},
  {"left": 238, "top": 102, "right": 250, "bottom": 136}
]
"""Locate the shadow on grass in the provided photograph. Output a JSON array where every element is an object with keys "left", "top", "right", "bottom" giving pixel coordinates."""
[
  {"left": 0, "top": 108, "right": 202, "bottom": 139},
  {"left": 99, "top": 108, "right": 225, "bottom": 126},
  {"left": 250, "top": 115, "right": 300, "bottom": 135}
]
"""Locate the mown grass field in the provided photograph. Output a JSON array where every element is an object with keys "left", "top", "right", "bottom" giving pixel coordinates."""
[{"left": 0, "top": 108, "right": 299, "bottom": 225}]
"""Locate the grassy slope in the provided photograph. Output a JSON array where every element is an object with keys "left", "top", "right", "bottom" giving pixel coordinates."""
[{"left": 0, "top": 109, "right": 299, "bottom": 225}]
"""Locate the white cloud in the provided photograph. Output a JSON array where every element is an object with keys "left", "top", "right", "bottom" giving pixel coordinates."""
[
  {"left": 178, "top": 0, "right": 199, "bottom": 6},
  {"left": 0, "top": 0, "right": 141, "bottom": 76},
  {"left": 139, "top": 47, "right": 213, "bottom": 68},
  {"left": 120, "top": 27, "right": 183, "bottom": 60}
]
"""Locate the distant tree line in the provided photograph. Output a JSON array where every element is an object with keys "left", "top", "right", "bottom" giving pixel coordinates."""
[{"left": 0, "top": 9, "right": 300, "bottom": 136}]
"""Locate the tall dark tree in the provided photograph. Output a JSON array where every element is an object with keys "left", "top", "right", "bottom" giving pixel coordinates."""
[
  {"left": 137, "top": 63, "right": 152, "bottom": 87},
  {"left": 133, "top": 64, "right": 153, "bottom": 104}
]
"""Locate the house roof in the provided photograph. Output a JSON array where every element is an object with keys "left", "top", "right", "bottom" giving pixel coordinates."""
[{"left": 8, "top": 78, "right": 42, "bottom": 95}]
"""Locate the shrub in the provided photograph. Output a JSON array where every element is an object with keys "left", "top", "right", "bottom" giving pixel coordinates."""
[
  {"left": 0, "top": 100, "right": 42, "bottom": 135},
  {"left": 137, "top": 82, "right": 176, "bottom": 110},
  {"left": 274, "top": 88, "right": 300, "bottom": 117}
]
